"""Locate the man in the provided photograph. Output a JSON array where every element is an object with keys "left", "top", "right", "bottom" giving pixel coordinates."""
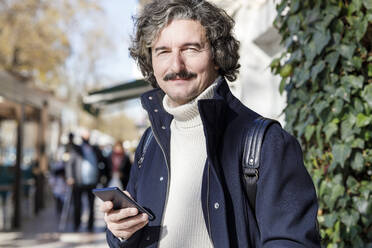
[
  {"left": 107, "top": 141, "right": 132, "bottom": 189},
  {"left": 66, "top": 130, "right": 105, "bottom": 232},
  {"left": 100, "top": 0, "right": 321, "bottom": 247}
]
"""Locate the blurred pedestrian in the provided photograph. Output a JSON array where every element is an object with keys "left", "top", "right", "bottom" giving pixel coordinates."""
[
  {"left": 66, "top": 130, "right": 106, "bottom": 232},
  {"left": 49, "top": 154, "right": 67, "bottom": 216},
  {"left": 107, "top": 141, "right": 132, "bottom": 189}
]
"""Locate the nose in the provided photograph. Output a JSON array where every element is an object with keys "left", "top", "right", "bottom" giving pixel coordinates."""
[{"left": 170, "top": 51, "right": 185, "bottom": 72}]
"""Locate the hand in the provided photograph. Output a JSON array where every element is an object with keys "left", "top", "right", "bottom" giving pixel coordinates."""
[{"left": 100, "top": 191, "right": 149, "bottom": 240}]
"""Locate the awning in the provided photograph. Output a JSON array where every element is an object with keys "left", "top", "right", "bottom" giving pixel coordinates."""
[
  {"left": 0, "top": 71, "right": 64, "bottom": 119},
  {"left": 82, "top": 79, "right": 153, "bottom": 115}
]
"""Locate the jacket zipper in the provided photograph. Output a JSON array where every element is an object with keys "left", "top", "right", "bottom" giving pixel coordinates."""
[
  {"left": 150, "top": 125, "right": 171, "bottom": 248},
  {"left": 207, "top": 161, "right": 213, "bottom": 244}
]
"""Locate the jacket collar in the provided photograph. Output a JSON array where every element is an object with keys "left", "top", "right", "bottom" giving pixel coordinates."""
[
  {"left": 140, "top": 76, "right": 232, "bottom": 113},
  {"left": 140, "top": 77, "right": 235, "bottom": 158}
]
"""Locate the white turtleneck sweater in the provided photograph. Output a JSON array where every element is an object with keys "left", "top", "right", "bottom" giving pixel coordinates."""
[{"left": 158, "top": 82, "right": 217, "bottom": 248}]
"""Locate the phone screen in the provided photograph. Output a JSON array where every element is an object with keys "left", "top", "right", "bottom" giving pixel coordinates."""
[{"left": 92, "top": 187, "right": 155, "bottom": 220}]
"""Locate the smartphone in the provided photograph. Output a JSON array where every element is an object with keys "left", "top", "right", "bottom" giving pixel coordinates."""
[{"left": 92, "top": 187, "right": 155, "bottom": 220}]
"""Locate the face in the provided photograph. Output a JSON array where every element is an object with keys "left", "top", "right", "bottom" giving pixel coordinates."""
[
  {"left": 113, "top": 143, "right": 123, "bottom": 153},
  {"left": 151, "top": 19, "right": 219, "bottom": 107},
  {"left": 81, "top": 129, "right": 90, "bottom": 142}
]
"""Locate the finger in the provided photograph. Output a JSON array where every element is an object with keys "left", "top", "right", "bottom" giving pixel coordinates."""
[
  {"left": 100, "top": 201, "right": 113, "bottom": 212},
  {"left": 106, "top": 207, "right": 139, "bottom": 223},
  {"left": 123, "top": 190, "right": 133, "bottom": 200},
  {"left": 110, "top": 213, "right": 148, "bottom": 230},
  {"left": 110, "top": 216, "right": 149, "bottom": 239}
]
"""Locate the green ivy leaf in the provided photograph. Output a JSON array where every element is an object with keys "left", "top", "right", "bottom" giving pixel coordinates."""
[
  {"left": 355, "top": 199, "right": 369, "bottom": 215},
  {"left": 332, "top": 32, "right": 341, "bottom": 45},
  {"left": 348, "top": 0, "right": 362, "bottom": 15},
  {"left": 335, "top": 87, "right": 350, "bottom": 102},
  {"left": 361, "top": 84, "right": 372, "bottom": 108},
  {"left": 332, "top": 143, "right": 352, "bottom": 168},
  {"left": 333, "top": 19, "right": 344, "bottom": 34},
  {"left": 325, "top": 51, "right": 340, "bottom": 71},
  {"left": 364, "top": 0, "right": 372, "bottom": 9},
  {"left": 351, "top": 56, "right": 362, "bottom": 70},
  {"left": 289, "top": 0, "right": 300, "bottom": 13},
  {"left": 288, "top": 49, "right": 303, "bottom": 63},
  {"left": 270, "top": 58, "right": 280, "bottom": 72},
  {"left": 313, "top": 30, "right": 331, "bottom": 55},
  {"left": 341, "top": 75, "right": 364, "bottom": 89},
  {"left": 341, "top": 209, "right": 360, "bottom": 227},
  {"left": 319, "top": 5, "right": 340, "bottom": 30},
  {"left": 353, "top": 98, "right": 364, "bottom": 113},
  {"left": 368, "top": 63, "right": 372, "bottom": 77},
  {"left": 311, "top": 61, "right": 325, "bottom": 81},
  {"left": 288, "top": 15, "right": 301, "bottom": 33},
  {"left": 331, "top": 99, "right": 343, "bottom": 115},
  {"left": 293, "top": 67, "right": 310, "bottom": 87},
  {"left": 280, "top": 64, "right": 293, "bottom": 77},
  {"left": 346, "top": 176, "right": 359, "bottom": 194},
  {"left": 356, "top": 17, "right": 369, "bottom": 41},
  {"left": 324, "top": 213, "right": 337, "bottom": 228},
  {"left": 304, "top": 41, "right": 317, "bottom": 63},
  {"left": 305, "top": 125, "right": 315, "bottom": 141},
  {"left": 339, "top": 44, "right": 356, "bottom": 60},
  {"left": 305, "top": 6, "right": 320, "bottom": 25},
  {"left": 324, "top": 122, "right": 338, "bottom": 141},
  {"left": 334, "top": 174, "right": 343, "bottom": 184},
  {"left": 319, "top": 180, "right": 329, "bottom": 197},
  {"left": 314, "top": 100, "right": 329, "bottom": 117},
  {"left": 329, "top": 73, "right": 339, "bottom": 85},
  {"left": 330, "top": 183, "right": 345, "bottom": 208},
  {"left": 276, "top": 0, "right": 288, "bottom": 14},
  {"left": 279, "top": 78, "right": 286, "bottom": 95},
  {"left": 351, "top": 138, "right": 365, "bottom": 149},
  {"left": 351, "top": 152, "right": 364, "bottom": 171},
  {"left": 341, "top": 115, "right": 356, "bottom": 140},
  {"left": 356, "top": 113, "right": 371, "bottom": 127}
]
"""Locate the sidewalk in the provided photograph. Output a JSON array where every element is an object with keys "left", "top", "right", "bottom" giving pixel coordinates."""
[{"left": 0, "top": 195, "right": 109, "bottom": 248}]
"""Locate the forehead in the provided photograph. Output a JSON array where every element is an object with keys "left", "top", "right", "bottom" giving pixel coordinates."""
[{"left": 152, "top": 19, "right": 208, "bottom": 47}]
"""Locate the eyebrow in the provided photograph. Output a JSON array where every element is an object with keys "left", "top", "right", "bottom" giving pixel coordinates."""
[
  {"left": 182, "top": 42, "right": 203, "bottom": 49},
  {"left": 154, "top": 46, "right": 169, "bottom": 53}
]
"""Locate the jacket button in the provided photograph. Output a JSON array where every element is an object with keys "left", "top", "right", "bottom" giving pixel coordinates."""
[
  {"left": 154, "top": 109, "right": 159, "bottom": 112},
  {"left": 160, "top": 177, "right": 164, "bottom": 181},
  {"left": 148, "top": 96, "right": 153, "bottom": 100},
  {"left": 214, "top": 202, "right": 219, "bottom": 209},
  {"left": 146, "top": 236, "right": 150, "bottom": 241},
  {"left": 161, "top": 126, "right": 166, "bottom": 130},
  {"left": 249, "top": 158, "right": 254, "bottom": 165}
]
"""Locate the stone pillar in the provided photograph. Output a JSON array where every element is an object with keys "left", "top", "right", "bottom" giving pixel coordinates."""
[{"left": 12, "top": 103, "right": 24, "bottom": 228}]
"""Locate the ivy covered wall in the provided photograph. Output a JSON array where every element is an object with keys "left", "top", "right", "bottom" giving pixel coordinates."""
[{"left": 271, "top": 0, "right": 372, "bottom": 247}]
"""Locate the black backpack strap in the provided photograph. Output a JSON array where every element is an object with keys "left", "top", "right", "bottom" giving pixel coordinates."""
[
  {"left": 242, "top": 117, "right": 280, "bottom": 211},
  {"left": 138, "top": 128, "right": 153, "bottom": 168}
]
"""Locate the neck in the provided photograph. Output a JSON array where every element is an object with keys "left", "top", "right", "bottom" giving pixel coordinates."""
[{"left": 163, "top": 79, "right": 218, "bottom": 128}]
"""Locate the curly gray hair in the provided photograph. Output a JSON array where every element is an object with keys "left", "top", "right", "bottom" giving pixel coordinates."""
[{"left": 129, "top": 0, "right": 240, "bottom": 87}]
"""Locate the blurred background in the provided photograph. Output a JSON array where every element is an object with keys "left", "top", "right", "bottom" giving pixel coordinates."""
[{"left": 1, "top": 0, "right": 370, "bottom": 247}]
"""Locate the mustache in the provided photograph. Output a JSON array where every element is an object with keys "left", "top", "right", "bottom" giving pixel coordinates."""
[{"left": 163, "top": 70, "right": 197, "bottom": 81}]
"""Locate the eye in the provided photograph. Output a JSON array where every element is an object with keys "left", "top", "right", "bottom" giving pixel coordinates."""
[
  {"left": 156, "top": 50, "right": 170, "bottom": 56},
  {"left": 183, "top": 47, "right": 200, "bottom": 54}
]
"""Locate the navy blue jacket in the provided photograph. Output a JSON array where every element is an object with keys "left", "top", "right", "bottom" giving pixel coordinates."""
[{"left": 107, "top": 78, "right": 321, "bottom": 247}]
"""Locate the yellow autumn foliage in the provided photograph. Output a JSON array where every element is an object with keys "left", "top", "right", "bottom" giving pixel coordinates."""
[{"left": 0, "top": 0, "right": 101, "bottom": 87}]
